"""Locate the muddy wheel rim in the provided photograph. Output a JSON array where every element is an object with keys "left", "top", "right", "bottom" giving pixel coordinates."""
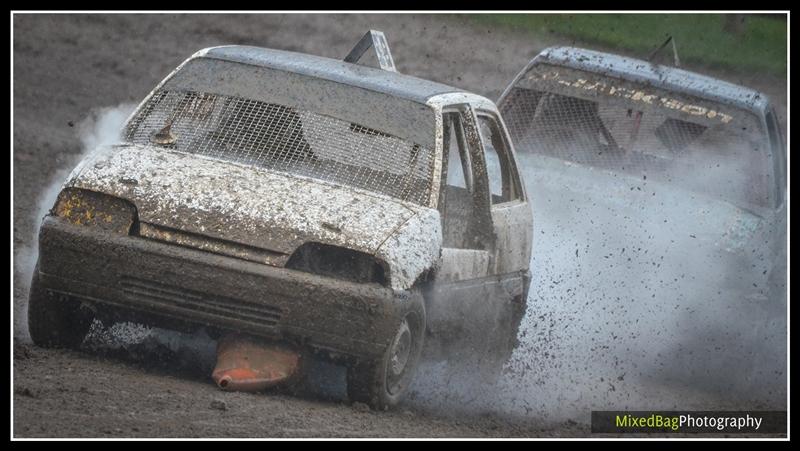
[{"left": 386, "top": 318, "right": 412, "bottom": 396}]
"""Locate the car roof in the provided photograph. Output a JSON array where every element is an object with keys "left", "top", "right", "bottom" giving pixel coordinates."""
[
  {"left": 528, "top": 46, "right": 772, "bottom": 116},
  {"left": 199, "top": 45, "right": 467, "bottom": 105}
]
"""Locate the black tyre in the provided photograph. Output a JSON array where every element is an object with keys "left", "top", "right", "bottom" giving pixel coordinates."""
[
  {"left": 347, "top": 299, "right": 425, "bottom": 410},
  {"left": 28, "top": 261, "right": 94, "bottom": 349}
]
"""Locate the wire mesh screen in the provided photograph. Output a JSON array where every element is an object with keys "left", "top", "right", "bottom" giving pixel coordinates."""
[
  {"left": 500, "top": 68, "right": 774, "bottom": 209},
  {"left": 125, "top": 90, "right": 436, "bottom": 206}
]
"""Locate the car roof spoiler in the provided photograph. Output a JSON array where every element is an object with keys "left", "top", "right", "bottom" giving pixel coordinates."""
[{"left": 344, "top": 29, "right": 397, "bottom": 72}]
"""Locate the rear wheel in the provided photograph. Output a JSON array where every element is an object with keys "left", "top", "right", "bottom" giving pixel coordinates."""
[
  {"left": 28, "top": 261, "right": 94, "bottom": 349},
  {"left": 347, "top": 301, "right": 425, "bottom": 410}
]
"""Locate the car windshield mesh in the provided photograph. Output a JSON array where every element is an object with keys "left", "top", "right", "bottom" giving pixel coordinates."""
[
  {"left": 124, "top": 90, "right": 436, "bottom": 206},
  {"left": 501, "top": 66, "right": 775, "bottom": 210}
]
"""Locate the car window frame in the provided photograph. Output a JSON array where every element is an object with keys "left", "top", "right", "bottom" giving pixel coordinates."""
[
  {"left": 474, "top": 109, "right": 525, "bottom": 206},
  {"left": 438, "top": 105, "right": 495, "bottom": 251}
]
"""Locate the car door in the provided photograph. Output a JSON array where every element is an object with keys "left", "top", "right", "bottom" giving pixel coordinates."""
[
  {"left": 426, "top": 105, "right": 494, "bottom": 340},
  {"left": 427, "top": 104, "right": 531, "bottom": 345},
  {"left": 475, "top": 109, "right": 532, "bottom": 294},
  {"left": 474, "top": 109, "right": 532, "bottom": 352}
]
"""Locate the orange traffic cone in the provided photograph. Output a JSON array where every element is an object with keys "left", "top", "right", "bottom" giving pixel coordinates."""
[{"left": 211, "top": 333, "right": 301, "bottom": 392}]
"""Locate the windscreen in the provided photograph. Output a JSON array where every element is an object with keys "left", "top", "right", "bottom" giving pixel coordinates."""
[
  {"left": 124, "top": 89, "right": 436, "bottom": 206},
  {"left": 500, "top": 64, "right": 776, "bottom": 210}
]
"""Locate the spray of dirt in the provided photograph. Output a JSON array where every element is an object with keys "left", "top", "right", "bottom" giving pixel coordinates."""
[
  {"left": 14, "top": 103, "right": 137, "bottom": 343},
  {"left": 407, "top": 151, "right": 786, "bottom": 426}
]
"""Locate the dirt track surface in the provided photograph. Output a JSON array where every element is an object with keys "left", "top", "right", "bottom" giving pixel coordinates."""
[
  {"left": 13, "top": 14, "right": 787, "bottom": 438},
  {"left": 14, "top": 344, "right": 581, "bottom": 438}
]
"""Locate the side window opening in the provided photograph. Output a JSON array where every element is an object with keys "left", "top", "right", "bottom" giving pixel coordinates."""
[
  {"left": 441, "top": 112, "right": 483, "bottom": 250},
  {"left": 477, "top": 114, "right": 521, "bottom": 204}
]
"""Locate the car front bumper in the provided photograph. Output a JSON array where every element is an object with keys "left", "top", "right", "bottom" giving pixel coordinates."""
[{"left": 36, "top": 216, "right": 412, "bottom": 360}]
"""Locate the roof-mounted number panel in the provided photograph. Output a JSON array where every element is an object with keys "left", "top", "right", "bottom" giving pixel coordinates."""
[{"left": 344, "top": 30, "right": 397, "bottom": 72}]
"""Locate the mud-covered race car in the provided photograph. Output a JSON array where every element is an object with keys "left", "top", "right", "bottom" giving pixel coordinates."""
[
  {"left": 28, "top": 32, "right": 532, "bottom": 409},
  {"left": 499, "top": 47, "right": 787, "bottom": 299}
]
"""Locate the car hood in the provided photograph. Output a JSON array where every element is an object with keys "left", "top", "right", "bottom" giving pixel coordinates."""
[{"left": 65, "top": 144, "right": 442, "bottom": 289}]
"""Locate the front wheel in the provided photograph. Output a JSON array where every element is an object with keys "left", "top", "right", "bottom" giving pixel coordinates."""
[
  {"left": 347, "top": 301, "right": 425, "bottom": 410},
  {"left": 28, "top": 261, "right": 94, "bottom": 349}
]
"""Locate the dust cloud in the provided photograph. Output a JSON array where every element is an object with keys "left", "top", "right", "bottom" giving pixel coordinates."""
[
  {"left": 408, "top": 150, "right": 786, "bottom": 426},
  {"left": 14, "top": 103, "right": 137, "bottom": 343}
]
